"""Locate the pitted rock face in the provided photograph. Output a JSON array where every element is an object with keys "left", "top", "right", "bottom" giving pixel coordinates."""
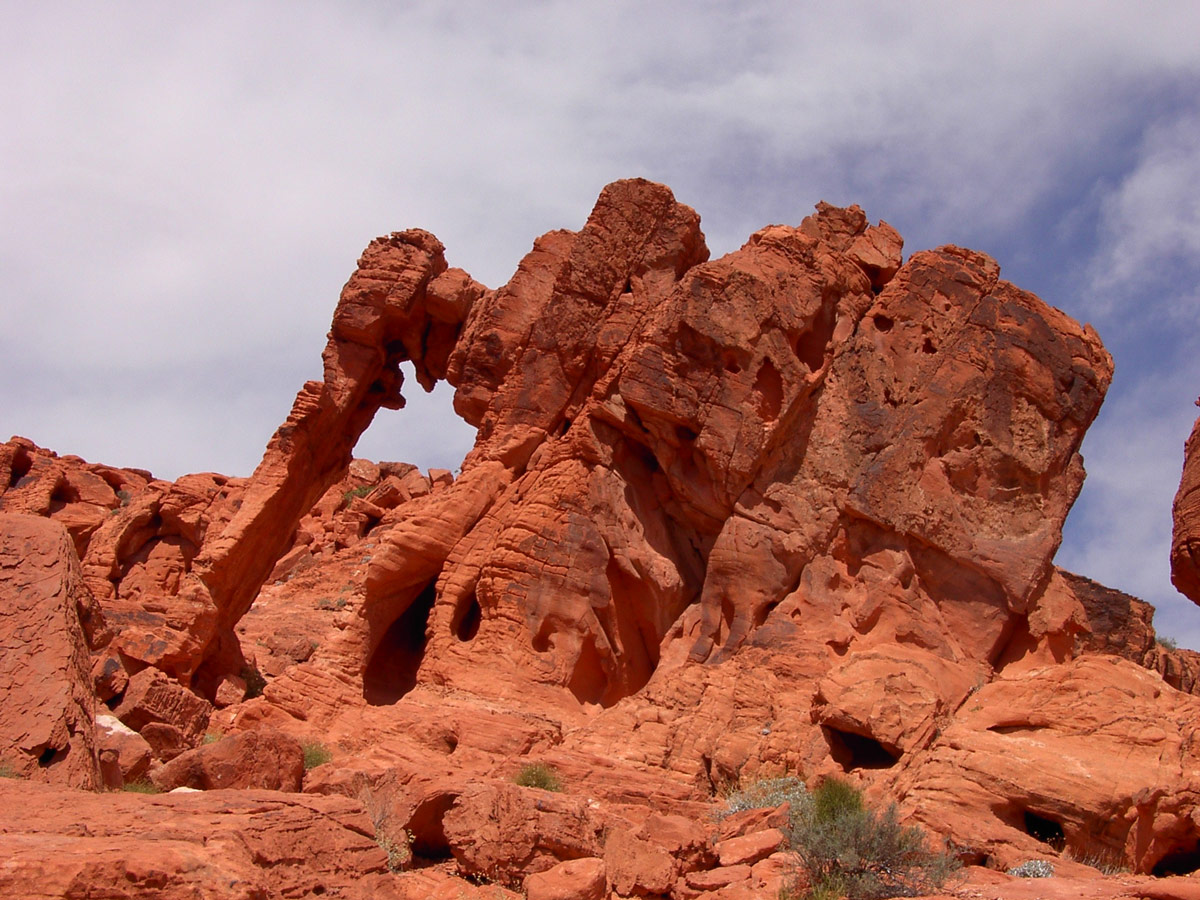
[
  {"left": 347, "top": 179, "right": 1112, "bottom": 714},
  {"left": 1173, "top": 407, "right": 1200, "bottom": 605}
]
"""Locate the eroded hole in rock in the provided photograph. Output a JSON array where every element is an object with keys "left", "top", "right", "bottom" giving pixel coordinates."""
[
  {"left": 792, "top": 302, "right": 836, "bottom": 373},
  {"left": 363, "top": 582, "right": 436, "bottom": 706},
  {"left": 822, "top": 726, "right": 899, "bottom": 771},
  {"left": 1152, "top": 842, "right": 1200, "bottom": 877},
  {"left": 354, "top": 364, "right": 476, "bottom": 472},
  {"left": 873, "top": 314, "right": 894, "bottom": 332},
  {"left": 37, "top": 745, "right": 64, "bottom": 767},
  {"left": 8, "top": 448, "right": 33, "bottom": 487},
  {"left": 922, "top": 337, "right": 937, "bottom": 354},
  {"left": 407, "top": 792, "right": 457, "bottom": 860},
  {"left": 567, "top": 635, "right": 607, "bottom": 706},
  {"left": 1023, "top": 810, "right": 1066, "bottom": 851},
  {"left": 50, "top": 479, "right": 80, "bottom": 506},
  {"left": 753, "top": 359, "right": 783, "bottom": 423},
  {"left": 451, "top": 590, "right": 481, "bottom": 642},
  {"left": 988, "top": 724, "right": 1046, "bottom": 735}
]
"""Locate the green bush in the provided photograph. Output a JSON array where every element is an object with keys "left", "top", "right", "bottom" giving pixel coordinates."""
[
  {"left": 786, "top": 777, "right": 958, "bottom": 900},
  {"left": 302, "top": 740, "right": 332, "bottom": 770},
  {"left": 342, "top": 485, "right": 373, "bottom": 507},
  {"left": 122, "top": 778, "right": 161, "bottom": 794},
  {"left": 0, "top": 759, "right": 22, "bottom": 779},
  {"left": 514, "top": 762, "right": 563, "bottom": 792},
  {"left": 1157, "top": 635, "right": 1178, "bottom": 650}
]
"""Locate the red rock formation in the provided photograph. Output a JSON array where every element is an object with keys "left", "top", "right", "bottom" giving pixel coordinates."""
[
  {"left": 0, "top": 514, "right": 99, "bottom": 788},
  {"left": 6, "top": 180, "right": 1200, "bottom": 898},
  {"left": 1173, "top": 405, "right": 1200, "bottom": 604},
  {"left": 151, "top": 728, "right": 304, "bottom": 792},
  {"left": 0, "top": 779, "right": 387, "bottom": 898}
]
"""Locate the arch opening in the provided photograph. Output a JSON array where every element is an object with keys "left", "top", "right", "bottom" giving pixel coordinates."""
[{"left": 353, "top": 363, "right": 476, "bottom": 475}]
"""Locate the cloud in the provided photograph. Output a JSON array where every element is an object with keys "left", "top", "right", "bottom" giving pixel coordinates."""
[
  {"left": 1087, "top": 110, "right": 1200, "bottom": 323},
  {"left": 2, "top": 3, "right": 1200, "bottom": 648}
]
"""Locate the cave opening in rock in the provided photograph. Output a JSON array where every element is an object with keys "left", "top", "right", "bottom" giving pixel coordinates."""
[
  {"left": 8, "top": 447, "right": 33, "bottom": 487},
  {"left": 1022, "top": 810, "right": 1066, "bottom": 851},
  {"left": 1152, "top": 842, "right": 1200, "bottom": 877},
  {"left": 450, "top": 589, "right": 481, "bottom": 642},
  {"left": 822, "top": 726, "right": 900, "bottom": 771},
  {"left": 406, "top": 792, "right": 457, "bottom": 861},
  {"left": 362, "top": 582, "right": 437, "bottom": 706}
]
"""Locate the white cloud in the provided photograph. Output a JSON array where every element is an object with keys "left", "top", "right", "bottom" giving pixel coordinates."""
[
  {"left": 2, "top": 2, "right": 1200, "bottom": 645},
  {"left": 1088, "top": 111, "right": 1200, "bottom": 321}
]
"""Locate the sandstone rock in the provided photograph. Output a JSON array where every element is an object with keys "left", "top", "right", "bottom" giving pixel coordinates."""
[
  {"left": 114, "top": 667, "right": 211, "bottom": 759},
  {"left": 95, "top": 713, "right": 153, "bottom": 788},
  {"left": 0, "top": 514, "right": 99, "bottom": 787},
  {"left": 1172, "top": 405, "right": 1200, "bottom": 604},
  {"left": 605, "top": 826, "right": 679, "bottom": 896},
  {"left": 524, "top": 856, "right": 607, "bottom": 900},
  {"left": 0, "top": 778, "right": 386, "bottom": 898},
  {"left": 442, "top": 781, "right": 604, "bottom": 884},
  {"left": 714, "top": 828, "right": 784, "bottom": 867},
  {"left": 151, "top": 728, "right": 304, "bottom": 791},
  {"left": 1, "top": 181, "right": 1178, "bottom": 899},
  {"left": 895, "top": 655, "right": 1200, "bottom": 875}
]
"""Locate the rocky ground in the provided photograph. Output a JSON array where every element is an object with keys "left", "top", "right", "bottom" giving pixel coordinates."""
[{"left": 2, "top": 179, "right": 1200, "bottom": 899}]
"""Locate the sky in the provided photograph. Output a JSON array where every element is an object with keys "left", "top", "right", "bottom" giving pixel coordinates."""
[{"left": 4, "top": 2, "right": 1200, "bottom": 647}]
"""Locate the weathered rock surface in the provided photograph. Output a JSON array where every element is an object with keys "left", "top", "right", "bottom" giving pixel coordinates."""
[
  {"left": 3, "top": 179, "right": 1200, "bottom": 899},
  {"left": 0, "top": 514, "right": 99, "bottom": 787},
  {"left": 896, "top": 655, "right": 1200, "bottom": 875},
  {"left": 151, "top": 728, "right": 305, "bottom": 792},
  {"left": 1173, "top": 404, "right": 1200, "bottom": 605},
  {"left": 0, "top": 779, "right": 387, "bottom": 899}
]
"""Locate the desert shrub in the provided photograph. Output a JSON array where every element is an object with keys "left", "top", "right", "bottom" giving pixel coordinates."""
[
  {"left": 514, "top": 762, "right": 563, "bottom": 792},
  {"left": 1065, "top": 847, "right": 1128, "bottom": 875},
  {"left": 0, "top": 759, "right": 22, "bottom": 778},
  {"left": 302, "top": 740, "right": 332, "bottom": 770},
  {"left": 240, "top": 663, "right": 267, "bottom": 699},
  {"left": 342, "top": 485, "right": 372, "bottom": 507},
  {"left": 716, "top": 775, "right": 809, "bottom": 821},
  {"left": 1157, "top": 635, "right": 1178, "bottom": 651},
  {"left": 1006, "top": 859, "right": 1054, "bottom": 878},
  {"left": 122, "top": 778, "right": 161, "bottom": 794},
  {"left": 786, "top": 777, "right": 958, "bottom": 899}
]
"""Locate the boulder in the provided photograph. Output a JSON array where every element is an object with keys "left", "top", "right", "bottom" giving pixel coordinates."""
[{"left": 151, "top": 728, "right": 305, "bottom": 791}]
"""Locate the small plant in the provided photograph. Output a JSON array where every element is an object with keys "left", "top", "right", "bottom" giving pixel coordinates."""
[
  {"left": 359, "top": 784, "right": 414, "bottom": 872},
  {"left": 116, "top": 489, "right": 131, "bottom": 507},
  {"left": 1007, "top": 859, "right": 1054, "bottom": 878},
  {"left": 302, "top": 740, "right": 332, "bottom": 770},
  {"left": 377, "top": 829, "right": 416, "bottom": 872},
  {"left": 1065, "top": 847, "right": 1129, "bottom": 875},
  {"left": 122, "top": 778, "right": 161, "bottom": 794},
  {"left": 514, "top": 762, "right": 563, "bottom": 792},
  {"left": 240, "top": 663, "right": 267, "bottom": 699},
  {"left": 785, "top": 777, "right": 959, "bottom": 899},
  {"left": 202, "top": 731, "right": 223, "bottom": 745},
  {"left": 1157, "top": 635, "right": 1178, "bottom": 651},
  {"left": 716, "top": 775, "right": 808, "bottom": 821},
  {"left": 342, "top": 484, "right": 373, "bottom": 507},
  {"left": 0, "top": 759, "right": 23, "bottom": 779}
]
